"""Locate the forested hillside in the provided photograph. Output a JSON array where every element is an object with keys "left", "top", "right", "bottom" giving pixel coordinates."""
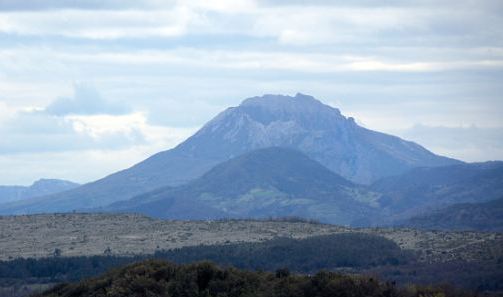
[{"left": 36, "top": 260, "right": 475, "bottom": 297}]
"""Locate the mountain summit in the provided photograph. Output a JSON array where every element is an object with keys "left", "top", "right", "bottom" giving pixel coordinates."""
[
  {"left": 178, "top": 93, "right": 459, "bottom": 183},
  {"left": 0, "top": 93, "right": 460, "bottom": 214}
]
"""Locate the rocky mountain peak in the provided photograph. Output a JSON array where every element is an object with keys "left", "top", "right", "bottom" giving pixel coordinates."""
[
  {"left": 239, "top": 93, "right": 342, "bottom": 118},
  {"left": 180, "top": 93, "right": 459, "bottom": 184},
  {"left": 201, "top": 93, "right": 348, "bottom": 135}
]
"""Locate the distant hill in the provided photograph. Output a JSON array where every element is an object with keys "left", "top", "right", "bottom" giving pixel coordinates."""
[
  {"left": 371, "top": 161, "right": 503, "bottom": 222},
  {"left": 0, "top": 179, "right": 79, "bottom": 204},
  {"left": 397, "top": 197, "right": 503, "bottom": 231},
  {"left": 0, "top": 93, "right": 459, "bottom": 214},
  {"left": 106, "top": 147, "right": 381, "bottom": 225}
]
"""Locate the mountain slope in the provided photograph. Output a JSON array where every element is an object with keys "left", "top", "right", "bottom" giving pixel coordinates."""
[
  {"left": 398, "top": 197, "right": 503, "bottom": 231},
  {"left": 0, "top": 179, "right": 79, "bottom": 204},
  {"left": 106, "top": 147, "right": 381, "bottom": 225},
  {"left": 371, "top": 161, "right": 503, "bottom": 221},
  {"left": 0, "top": 93, "right": 460, "bottom": 214}
]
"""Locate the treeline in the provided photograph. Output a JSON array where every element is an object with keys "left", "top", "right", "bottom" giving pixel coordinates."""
[
  {"left": 37, "top": 260, "right": 475, "bottom": 297},
  {"left": 2, "top": 233, "right": 502, "bottom": 293},
  {"left": 0, "top": 233, "right": 410, "bottom": 286},
  {"left": 0, "top": 255, "right": 140, "bottom": 286},
  {"left": 154, "top": 232, "right": 413, "bottom": 272}
]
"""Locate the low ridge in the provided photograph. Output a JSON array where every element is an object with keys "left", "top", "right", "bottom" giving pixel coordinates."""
[
  {"left": 0, "top": 179, "right": 79, "bottom": 204},
  {"left": 371, "top": 161, "right": 503, "bottom": 222},
  {"left": 398, "top": 197, "right": 503, "bottom": 231},
  {"left": 108, "top": 147, "right": 380, "bottom": 225}
]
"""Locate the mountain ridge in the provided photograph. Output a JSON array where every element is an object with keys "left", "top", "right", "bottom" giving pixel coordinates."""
[
  {"left": 397, "top": 196, "right": 503, "bottom": 231},
  {"left": 0, "top": 179, "right": 79, "bottom": 204},
  {"left": 371, "top": 161, "right": 503, "bottom": 222}
]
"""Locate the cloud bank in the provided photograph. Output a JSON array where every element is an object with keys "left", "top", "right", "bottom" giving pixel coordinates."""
[
  {"left": 45, "top": 84, "right": 130, "bottom": 116},
  {"left": 0, "top": 0, "right": 502, "bottom": 184}
]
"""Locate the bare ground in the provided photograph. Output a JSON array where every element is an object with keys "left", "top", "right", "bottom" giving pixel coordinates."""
[{"left": 0, "top": 213, "right": 501, "bottom": 263}]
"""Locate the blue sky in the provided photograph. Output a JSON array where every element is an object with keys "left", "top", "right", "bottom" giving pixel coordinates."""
[{"left": 0, "top": 0, "right": 502, "bottom": 185}]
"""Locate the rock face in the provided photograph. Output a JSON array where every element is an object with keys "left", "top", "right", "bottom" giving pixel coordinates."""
[
  {"left": 0, "top": 179, "right": 79, "bottom": 203},
  {"left": 178, "top": 93, "right": 459, "bottom": 184},
  {"left": 0, "top": 93, "right": 460, "bottom": 214},
  {"left": 106, "top": 147, "right": 381, "bottom": 225}
]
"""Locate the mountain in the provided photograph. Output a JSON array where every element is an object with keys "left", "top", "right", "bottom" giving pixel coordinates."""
[
  {"left": 398, "top": 197, "right": 503, "bottom": 231},
  {"left": 105, "top": 147, "right": 381, "bottom": 225},
  {"left": 371, "top": 161, "right": 503, "bottom": 221},
  {"left": 176, "top": 93, "right": 459, "bottom": 184},
  {"left": 0, "top": 93, "right": 459, "bottom": 214},
  {"left": 0, "top": 179, "right": 79, "bottom": 204}
]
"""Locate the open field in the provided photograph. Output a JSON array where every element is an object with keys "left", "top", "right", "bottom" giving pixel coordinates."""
[{"left": 0, "top": 213, "right": 501, "bottom": 263}]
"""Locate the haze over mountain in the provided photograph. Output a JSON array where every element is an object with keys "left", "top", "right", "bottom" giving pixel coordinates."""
[
  {"left": 0, "top": 93, "right": 460, "bottom": 215},
  {"left": 0, "top": 179, "right": 79, "bottom": 204},
  {"left": 398, "top": 197, "right": 503, "bottom": 232},
  {"left": 102, "top": 155, "right": 503, "bottom": 226},
  {"left": 371, "top": 161, "right": 503, "bottom": 222},
  {"left": 106, "top": 147, "right": 380, "bottom": 225}
]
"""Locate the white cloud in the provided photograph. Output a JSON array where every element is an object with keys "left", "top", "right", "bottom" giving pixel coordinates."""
[
  {"left": 185, "top": 0, "right": 257, "bottom": 13},
  {"left": 45, "top": 84, "right": 130, "bottom": 115},
  {"left": 0, "top": 96, "right": 197, "bottom": 184},
  {"left": 395, "top": 124, "right": 503, "bottom": 162},
  {"left": 0, "top": 8, "right": 195, "bottom": 39},
  {"left": 68, "top": 113, "right": 146, "bottom": 138},
  {"left": 0, "top": 101, "right": 17, "bottom": 124},
  {"left": 0, "top": 0, "right": 501, "bottom": 51},
  {"left": 0, "top": 86, "right": 197, "bottom": 155},
  {"left": 0, "top": 111, "right": 145, "bottom": 153},
  {"left": 1, "top": 1, "right": 499, "bottom": 45},
  {"left": 2, "top": 46, "right": 502, "bottom": 76},
  {"left": 0, "top": 0, "right": 502, "bottom": 184}
]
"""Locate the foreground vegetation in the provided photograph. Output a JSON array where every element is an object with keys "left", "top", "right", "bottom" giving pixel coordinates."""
[{"left": 38, "top": 260, "right": 476, "bottom": 297}]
